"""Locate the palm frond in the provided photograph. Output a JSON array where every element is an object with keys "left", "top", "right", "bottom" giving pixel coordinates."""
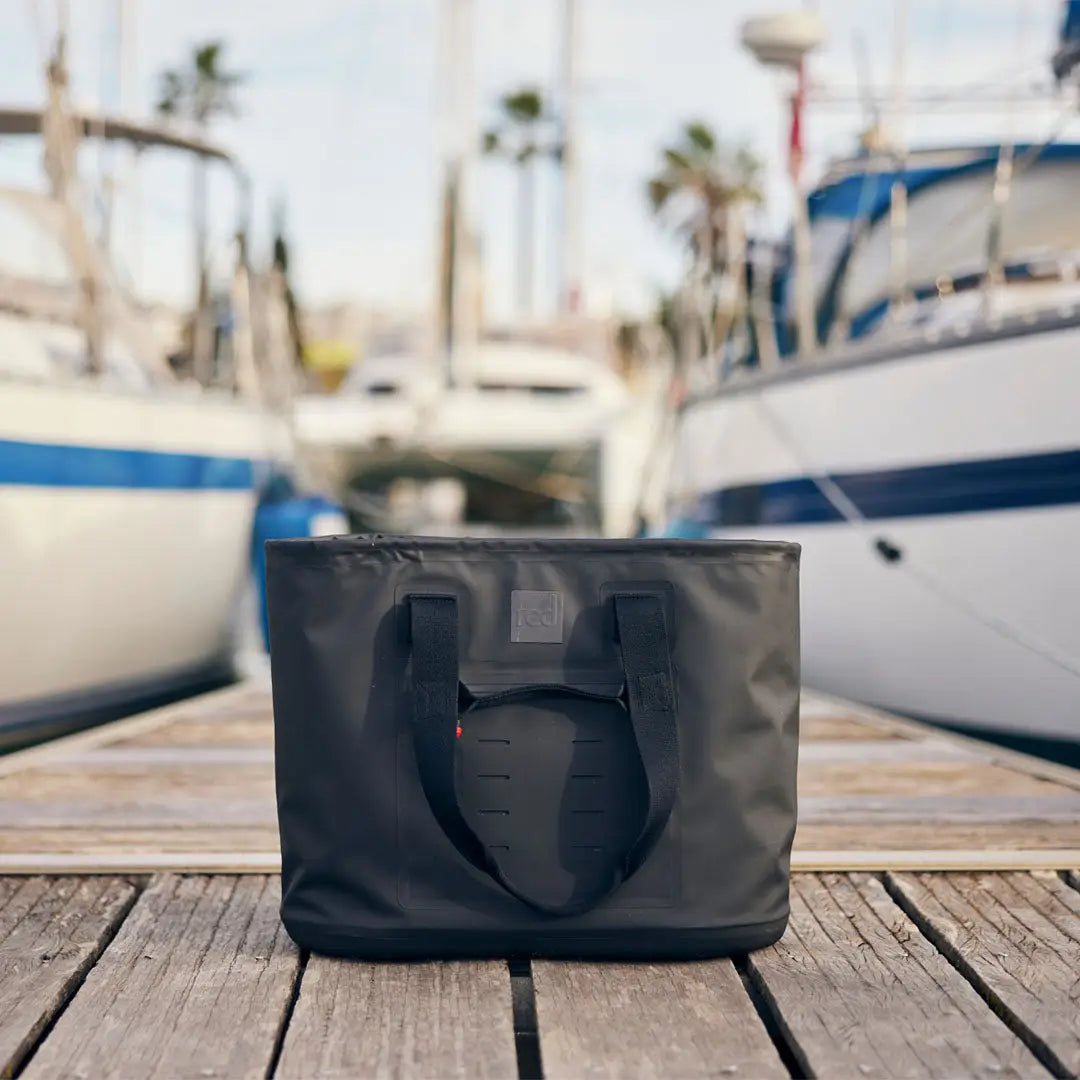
[
  {"left": 194, "top": 42, "right": 223, "bottom": 79},
  {"left": 663, "top": 147, "right": 691, "bottom": 172},
  {"left": 501, "top": 88, "right": 544, "bottom": 124},
  {"left": 684, "top": 122, "right": 716, "bottom": 155},
  {"left": 647, "top": 177, "right": 673, "bottom": 212},
  {"left": 159, "top": 40, "right": 243, "bottom": 124},
  {"left": 156, "top": 69, "right": 185, "bottom": 117}
]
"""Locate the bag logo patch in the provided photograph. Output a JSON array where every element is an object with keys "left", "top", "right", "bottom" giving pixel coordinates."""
[{"left": 510, "top": 590, "right": 564, "bottom": 643}]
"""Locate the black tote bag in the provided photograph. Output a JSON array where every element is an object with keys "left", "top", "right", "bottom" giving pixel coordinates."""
[{"left": 267, "top": 536, "right": 800, "bottom": 959}]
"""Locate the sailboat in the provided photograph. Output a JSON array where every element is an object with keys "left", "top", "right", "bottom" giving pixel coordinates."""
[
  {"left": 659, "top": 6, "right": 1080, "bottom": 744},
  {"left": 0, "top": 38, "right": 296, "bottom": 747},
  {"left": 295, "top": 0, "right": 666, "bottom": 539}
]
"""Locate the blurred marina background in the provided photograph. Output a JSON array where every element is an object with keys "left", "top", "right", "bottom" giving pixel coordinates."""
[{"left": 2, "top": 0, "right": 1079, "bottom": 763}]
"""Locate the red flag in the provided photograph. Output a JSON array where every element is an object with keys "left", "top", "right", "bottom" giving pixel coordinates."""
[{"left": 789, "top": 61, "right": 805, "bottom": 182}]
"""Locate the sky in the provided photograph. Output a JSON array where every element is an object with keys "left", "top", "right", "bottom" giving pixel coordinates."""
[{"left": 0, "top": 0, "right": 1075, "bottom": 322}]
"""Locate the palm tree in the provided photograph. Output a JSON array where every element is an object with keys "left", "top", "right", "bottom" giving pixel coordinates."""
[
  {"left": 647, "top": 122, "right": 762, "bottom": 275},
  {"left": 483, "top": 88, "right": 562, "bottom": 318},
  {"left": 647, "top": 122, "right": 763, "bottom": 363},
  {"left": 156, "top": 41, "right": 243, "bottom": 373}
]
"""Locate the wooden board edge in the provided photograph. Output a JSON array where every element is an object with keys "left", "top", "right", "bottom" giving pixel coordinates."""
[
  {"left": 791, "top": 848, "right": 1080, "bottom": 871},
  {"left": 0, "top": 852, "right": 282, "bottom": 874},
  {"left": 0, "top": 680, "right": 267, "bottom": 779},
  {"left": 805, "top": 688, "right": 1080, "bottom": 793},
  {"left": 2, "top": 849, "right": 1078, "bottom": 875}
]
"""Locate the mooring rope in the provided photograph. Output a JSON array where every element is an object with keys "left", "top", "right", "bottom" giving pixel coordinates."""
[{"left": 750, "top": 393, "right": 1080, "bottom": 682}]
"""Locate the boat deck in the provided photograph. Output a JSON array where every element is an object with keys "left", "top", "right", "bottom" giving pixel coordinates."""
[{"left": 1, "top": 683, "right": 1078, "bottom": 1077}]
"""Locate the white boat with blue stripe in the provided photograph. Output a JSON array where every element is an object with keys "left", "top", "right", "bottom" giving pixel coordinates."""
[
  {"left": 661, "top": 138, "right": 1080, "bottom": 744},
  {"left": 1, "top": 377, "right": 288, "bottom": 745},
  {"left": 0, "top": 43, "right": 295, "bottom": 747}
]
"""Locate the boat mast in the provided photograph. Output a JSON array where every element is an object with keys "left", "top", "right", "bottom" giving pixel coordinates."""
[
  {"left": 984, "top": 0, "right": 1031, "bottom": 312},
  {"left": 886, "top": 0, "right": 909, "bottom": 319},
  {"left": 433, "top": 0, "right": 478, "bottom": 388},
  {"left": 558, "top": 0, "right": 583, "bottom": 316},
  {"left": 788, "top": 58, "right": 817, "bottom": 357},
  {"left": 115, "top": 0, "right": 143, "bottom": 284},
  {"left": 42, "top": 7, "right": 105, "bottom": 375}
]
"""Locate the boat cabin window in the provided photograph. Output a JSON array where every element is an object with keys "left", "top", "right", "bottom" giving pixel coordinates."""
[
  {"left": 475, "top": 382, "right": 583, "bottom": 395},
  {"left": 798, "top": 154, "right": 1080, "bottom": 345}
]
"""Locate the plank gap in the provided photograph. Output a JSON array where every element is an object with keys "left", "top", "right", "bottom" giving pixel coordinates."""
[
  {"left": 881, "top": 872, "right": 1073, "bottom": 1080},
  {"left": 732, "top": 954, "right": 809, "bottom": 1079},
  {"left": 10, "top": 877, "right": 143, "bottom": 1080},
  {"left": 263, "top": 947, "right": 308, "bottom": 1080},
  {"left": 509, "top": 958, "right": 543, "bottom": 1080}
]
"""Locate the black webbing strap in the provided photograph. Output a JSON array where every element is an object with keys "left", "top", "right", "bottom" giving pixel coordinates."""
[{"left": 409, "top": 592, "right": 679, "bottom": 917}]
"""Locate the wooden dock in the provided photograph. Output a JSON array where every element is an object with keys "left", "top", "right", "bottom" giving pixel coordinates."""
[{"left": 1, "top": 682, "right": 1079, "bottom": 1078}]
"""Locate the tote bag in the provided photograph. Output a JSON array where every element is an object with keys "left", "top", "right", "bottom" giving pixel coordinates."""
[{"left": 267, "top": 536, "right": 799, "bottom": 959}]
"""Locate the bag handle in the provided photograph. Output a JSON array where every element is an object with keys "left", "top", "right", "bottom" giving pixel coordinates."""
[{"left": 408, "top": 592, "right": 679, "bottom": 917}]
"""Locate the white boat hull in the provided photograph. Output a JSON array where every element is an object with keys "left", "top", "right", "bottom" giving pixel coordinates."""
[
  {"left": 0, "top": 378, "right": 289, "bottom": 740},
  {"left": 666, "top": 317, "right": 1080, "bottom": 741}
]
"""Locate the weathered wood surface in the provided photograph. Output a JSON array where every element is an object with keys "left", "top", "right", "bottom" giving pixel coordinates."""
[
  {"left": 24, "top": 875, "right": 298, "bottom": 1080},
  {"left": 800, "top": 712, "right": 904, "bottom": 740},
  {"left": 886, "top": 870, "right": 1080, "bottom": 1078},
  {"left": 2, "top": 684, "right": 1078, "bottom": 1076},
  {"left": 2, "top": 682, "right": 1078, "bottom": 872},
  {"left": 1, "top": 870, "right": 1079, "bottom": 1078},
  {"left": 532, "top": 960, "right": 787, "bottom": 1079},
  {"left": 0, "top": 876, "right": 135, "bottom": 1077},
  {"left": 747, "top": 873, "right": 1048, "bottom": 1078},
  {"left": 275, "top": 959, "right": 517, "bottom": 1080}
]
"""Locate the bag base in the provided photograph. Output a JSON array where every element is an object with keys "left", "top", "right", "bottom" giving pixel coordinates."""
[{"left": 282, "top": 911, "right": 789, "bottom": 961}]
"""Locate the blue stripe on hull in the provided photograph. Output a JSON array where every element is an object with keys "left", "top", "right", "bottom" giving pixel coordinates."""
[
  {"left": 0, "top": 438, "right": 254, "bottom": 490},
  {"left": 694, "top": 447, "right": 1080, "bottom": 526}
]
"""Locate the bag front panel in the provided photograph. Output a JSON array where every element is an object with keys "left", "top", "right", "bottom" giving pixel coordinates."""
[{"left": 267, "top": 538, "right": 799, "bottom": 947}]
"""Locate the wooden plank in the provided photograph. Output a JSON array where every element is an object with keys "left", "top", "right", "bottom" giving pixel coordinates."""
[
  {"left": 800, "top": 794, "right": 1080, "bottom": 823},
  {"left": 25, "top": 875, "right": 298, "bottom": 1080},
  {"left": 0, "top": 827, "right": 280, "bottom": 855},
  {"left": 532, "top": 960, "right": 786, "bottom": 1079},
  {"left": 115, "top": 713, "right": 273, "bottom": 749},
  {"left": 0, "top": 799, "right": 276, "bottom": 829},
  {"left": 275, "top": 959, "right": 517, "bottom": 1080},
  {"left": 3, "top": 682, "right": 1080, "bottom": 877},
  {"left": 800, "top": 714, "right": 901, "bottom": 740},
  {"left": 4, "top": 848, "right": 1077, "bottom": 876},
  {"left": 799, "top": 761, "right": 1078, "bottom": 798},
  {"left": 808, "top": 692, "right": 1080, "bottom": 794},
  {"left": 790, "top": 849, "right": 1080, "bottom": 871},
  {"left": 798, "top": 740, "right": 980, "bottom": 763},
  {"left": 0, "top": 877, "right": 136, "bottom": 1077},
  {"left": 0, "top": 762, "right": 274, "bottom": 801},
  {"left": 746, "top": 873, "right": 1048, "bottom": 1078},
  {"left": 885, "top": 871, "right": 1080, "bottom": 1077},
  {"left": 54, "top": 747, "right": 275, "bottom": 766},
  {"left": 6, "top": 790, "right": 1071, "bottom": 829},
  {"left": 795, "top": 821, "right": 1080, "bottom": 852},
  {"left": 0, "top": 852, "right": 282, "bottom": 874}
]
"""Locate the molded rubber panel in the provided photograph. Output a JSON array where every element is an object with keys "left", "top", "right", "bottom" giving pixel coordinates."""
[{"left": 399, "top": 694, "right": 681, "bottom": 912}]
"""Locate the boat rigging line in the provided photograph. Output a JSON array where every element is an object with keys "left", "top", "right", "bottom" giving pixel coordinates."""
[{"left": 748, "top": 393, "right": 1080, "bottom": 683}]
